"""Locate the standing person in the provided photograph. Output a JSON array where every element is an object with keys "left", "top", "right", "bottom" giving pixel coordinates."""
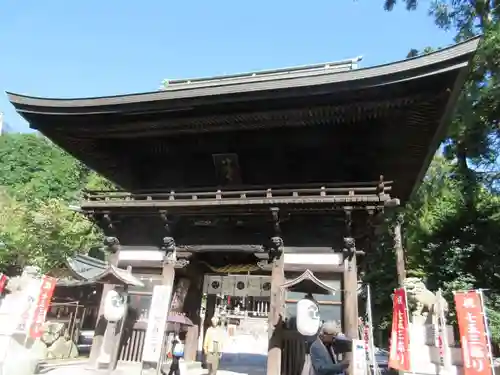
[
  {"left": 310, "top": 322, "right": 349, "bottom": 375},
  {"left": 203, "top": 316, "right": 224, "bottom": 375},
  {"left": 164, "top": 333, "right": 183, "bottom": 375}
]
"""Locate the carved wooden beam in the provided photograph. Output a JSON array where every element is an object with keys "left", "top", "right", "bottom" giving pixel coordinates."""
[
  {"left": 160, "top": 210, "right": 176, "bottom": 259},
  {"left": 160, "top": 211, "right": 190, "bottom": 269},
  {"left": 342, "top": 208, "right": 364, "bottom": 259},
  {"left": 268, "top": 207, "right": 284, "bottom": 262},
  {"left": 376, "top": 175, "right": 385, "bottom": 200}
]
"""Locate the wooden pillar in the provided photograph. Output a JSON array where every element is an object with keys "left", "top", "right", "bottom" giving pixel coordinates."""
[
  {"left": 342, "top": 251, "right": 358, "bottom": 339},
  {"left": 203, "top": 294, "right": 216, "bottom": 340},
  {"left": 170, "top": 277, "right": 191, "bottom": 314},
  {"left": 162, "top": 246, "right": 176, "bottom": 287},
  {"left": 89, "top": 236, "right": 120, "bottom": 366},
  {"left": 183, "top": 267, "right": 204, "bottom": 362},
  {"left": 342, "top": 209, "right": 359, "bottom": 375},
  {"left": 141, "top": 218, "right": 189, "bottom": 372},
  {"left": 97, "top": 266, "right": 132, "bottom": 371},
  {"left": 267, "top": 209, "right": 285, "bottom": 375},
  {"left": 141, "top": 244, "right": 177, "bottom": 373},
  {"left": 393, "top": 213, "right": 406, "bottom": 285},
  {"left": 267, "top": 249, "right": 285, "bottom": 375}
]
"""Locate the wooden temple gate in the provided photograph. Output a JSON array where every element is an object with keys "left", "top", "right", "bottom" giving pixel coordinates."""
[{"left": 8, "top": 38, "right": 478, "bottom": 374}]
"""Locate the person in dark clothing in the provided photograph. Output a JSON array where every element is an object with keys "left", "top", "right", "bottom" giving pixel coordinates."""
[
  {"left": 310, "top": 322, "right": 349, "bottom": 375},
  {"left": 165, "top": 333, "right": 183, "bottom": 375}
]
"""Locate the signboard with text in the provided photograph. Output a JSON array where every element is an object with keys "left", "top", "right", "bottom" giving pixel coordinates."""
[
  {"left": 142, "top": 285, "right": 172, "bottom": 364},
  {"left": 352, "top": 339, "right": 368, "bottom": 375},
  {"left": 454, "top": 291, "right": 493, "bottom": 375},
  {"left": 29, "top": 276, "right": 56, "bottom": 339}
]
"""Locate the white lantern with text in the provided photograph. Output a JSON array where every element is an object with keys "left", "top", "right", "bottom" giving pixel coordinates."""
[
  {"left": 103, "top": 289, "right": 127, "bottom": 322},
  {"left": 296, "top": 297, "right": 321, "bottom": 336}
]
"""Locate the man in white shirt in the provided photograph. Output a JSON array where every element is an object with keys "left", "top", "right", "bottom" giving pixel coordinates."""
[{"left": 203, "top": 316, "right": 225, "bottom": 375}]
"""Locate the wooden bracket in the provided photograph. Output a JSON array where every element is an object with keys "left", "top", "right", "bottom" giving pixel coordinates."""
[
  {"left": 159, "top": 210, "right": 176, "bottom": 256},
  {"left": 268, "top": 207, "right": 283, "bottom": 262},
  {"left": 103, "top": 236, "right": 120, "bottom": 254}
]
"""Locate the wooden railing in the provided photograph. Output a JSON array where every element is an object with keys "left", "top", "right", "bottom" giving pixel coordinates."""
[
  {"left": 82, "top": 181, "right": 393, "bottom": 208},
  {"left": 119, "top": 327, "right": 148, "bottom": 362}
]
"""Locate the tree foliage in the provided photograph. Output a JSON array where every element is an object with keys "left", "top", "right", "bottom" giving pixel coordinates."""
[
  {"left": 0, "top": 133, "right": 117, "bottom": 274},
  {"left": 0, "top": 133, "right": 87, "bottom": 202},
  {"left": 0, "top": 190, "right": 101, "bottom": 273},
  {"left": 371, "top": 0, "right": 500, "bottom": 345}
]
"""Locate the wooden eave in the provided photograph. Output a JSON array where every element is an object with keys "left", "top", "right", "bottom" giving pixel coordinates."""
[
  {"left": 7, "top": 38, "right": 479, "bottom": 202},
  {"left": 65, "top": 254, "right": 108, "bottom": 280},
  {"left": 93, "top": 265, "right": 144, "bottom": 287},
  {"left": 7, "top": 38, "right": 477, "bottom": 116},
  {"left": 65, "top": 254, "right": 144, "bottom": 287},
  {"left": 281, "top": 269, "right": 338, "bottom": 295}
]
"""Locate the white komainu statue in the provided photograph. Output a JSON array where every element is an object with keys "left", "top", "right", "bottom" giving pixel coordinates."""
[
  {"left": 402, "top": 277, "right": 448, "bottom": 317},
  {"left": 5, "top": 265, "right": 41, "bottom": 293}
]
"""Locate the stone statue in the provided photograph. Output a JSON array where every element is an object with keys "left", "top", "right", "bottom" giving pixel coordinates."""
[
  {"left": 402, "top": 277, "right": 448, "bottom": 318},
  {"left": 5, "top": 265, "right": 41, "bottom": 293},
  {"left": 42, "top": 322, "right": 78, "bottom": 360}
]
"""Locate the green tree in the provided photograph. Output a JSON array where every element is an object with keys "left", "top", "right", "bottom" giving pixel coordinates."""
[
  {"left": 0, "top": 189, "right": 102, "bottom": 274},
  {"left": 385, "top": 0, "right": 500, "bottom": 186},
  {"left": 0, "top": 133, "right": 110, "bottom": 274},
  {"left": 370, "top": 0, "right": 500, "bottom": 344},
  {"left": 84, "top": 171, "right": 118, "bottom": 191},
  {"left": 0, "top": 133, "right": 88, "bottom": 201}
]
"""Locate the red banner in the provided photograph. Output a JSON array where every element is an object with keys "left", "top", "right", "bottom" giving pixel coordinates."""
[
  {"left": 389, "top": 288, "right": 411, "bottom": 371},
  {"left": 29, "top": 276, "right": 57, "bottom": 339},
  {"left": 454, "top": 291, "right": 492, "bottom": 375},
  {"left": 0, "top": 274, "right": 7, "bottom": 294}
]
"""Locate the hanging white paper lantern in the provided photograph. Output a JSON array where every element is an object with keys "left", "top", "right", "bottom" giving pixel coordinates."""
[
  {"left": 103, "top": 289, "right": 127, "bottom": 322},
  {"left": 296, "top": 298, "right": 321, "bottom": 336}
]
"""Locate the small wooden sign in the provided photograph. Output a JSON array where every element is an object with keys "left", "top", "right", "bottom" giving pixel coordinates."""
[{"left": 212, "top": 153, "right": 242, "bottom": 185}]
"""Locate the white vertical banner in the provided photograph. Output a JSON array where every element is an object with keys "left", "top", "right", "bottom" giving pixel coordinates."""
[
  {"left": 352, "top": 339, "right": 368, "bottom": 375},
  {"left": 16, "top": 278, "right": 43, "bottom": 334},
  {"left": 142, "top": 285, "right": 172, "bottom": 364}
]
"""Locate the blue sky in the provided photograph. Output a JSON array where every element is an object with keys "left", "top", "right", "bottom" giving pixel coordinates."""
[{"left": 0, "top": 0, "right": 453, "bottom": 132}]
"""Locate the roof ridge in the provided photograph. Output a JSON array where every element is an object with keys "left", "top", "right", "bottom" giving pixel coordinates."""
[
  {"left": 161, "top": 57, "right": 363, "bottom": 89},
  {"left": 73, "top": 253, "right": 108, "bottom": 268}
]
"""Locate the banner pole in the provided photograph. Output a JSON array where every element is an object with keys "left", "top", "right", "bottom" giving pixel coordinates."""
[
  {"left": 402, "top": 286, "right": 412, "bottom": 375},
  {"left": 366, "top": 284, "right": 378, "bottom": 375},
  {"left": 436, "top": 289, "right": 451, "bottom": 374},
  {"left": 478, "top": 289, "right": 496, "bottom": 375}
]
